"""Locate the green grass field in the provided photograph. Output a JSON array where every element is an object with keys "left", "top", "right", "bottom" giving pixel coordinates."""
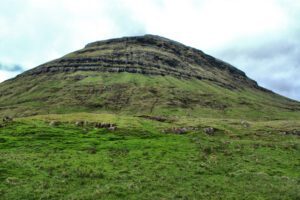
[{"left": 1, "top": 113, "right": 299, "bottom": 199}]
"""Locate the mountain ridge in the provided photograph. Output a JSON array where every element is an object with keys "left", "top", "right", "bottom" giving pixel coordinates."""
[{"left": 20, "top": 34, "right": 259, "bottom": 90}]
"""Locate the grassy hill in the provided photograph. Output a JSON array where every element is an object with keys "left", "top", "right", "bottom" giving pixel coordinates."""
[
  {"left": 0, "top": 35, "right": 299, "bottom": 199},
  {"left": 0, "top": 35, "right": 299, "bottom": 119}
]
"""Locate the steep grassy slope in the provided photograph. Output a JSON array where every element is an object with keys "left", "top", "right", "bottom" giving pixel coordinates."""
[
  {"left": 0, "top": 113, "right": 299, "bottom": 199},
  {"left": 0, "top": 72, "right": 299, "bottom": 119}
]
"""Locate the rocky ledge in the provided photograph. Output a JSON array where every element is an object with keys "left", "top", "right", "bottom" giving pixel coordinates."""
[{"left": 20, "top": 35, "right": 260, "bottom": 89}]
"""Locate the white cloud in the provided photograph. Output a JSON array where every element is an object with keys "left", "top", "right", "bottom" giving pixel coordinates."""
[
  {"left": 119, "top": 0, "right": 288, "bottom": 49},
  {"left": 0, "top": 70, "right": 20, "bottom": 83}
]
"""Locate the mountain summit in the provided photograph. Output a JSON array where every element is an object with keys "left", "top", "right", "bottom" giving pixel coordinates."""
[
  {"left": 23, "top": 34, "right": 257, "bottom": 90},
  {"left": 0, "top": 35, "right": 299, "bottom": 118}
]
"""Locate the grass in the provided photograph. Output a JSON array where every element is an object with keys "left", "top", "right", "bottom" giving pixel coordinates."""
[
  {"left": 1, "top": 72, "right": 300, "bottom": 120},
  {"left": 0, "top": 113, "right": 299, "bottom": 199}
]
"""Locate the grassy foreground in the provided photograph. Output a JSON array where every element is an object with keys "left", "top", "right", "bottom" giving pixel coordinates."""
[{"left": 0, "top": 113, "right": 299, "bottom": 199}]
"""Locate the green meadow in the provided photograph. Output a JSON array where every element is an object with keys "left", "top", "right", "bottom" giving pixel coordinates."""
[{"left": 0, "top": 113, "right": 299, "bottom": 199}]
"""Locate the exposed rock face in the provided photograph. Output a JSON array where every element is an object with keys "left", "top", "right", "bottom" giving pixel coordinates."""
[
  {"left": 21, "top": 35, "right": 260, "bottom": 90},
  {"left": 281, "top": 130, "right": 300, "bottom": 136}
]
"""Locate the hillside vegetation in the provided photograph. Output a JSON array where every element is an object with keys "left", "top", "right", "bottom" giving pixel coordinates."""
[{"left": 0, "top": 72, "right": 299, "bottom": 120}]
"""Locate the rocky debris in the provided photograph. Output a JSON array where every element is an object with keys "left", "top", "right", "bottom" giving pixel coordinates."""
[
  {"left": 165, "top": 126, "right": 198, "bottom": 134},
  {"left": 281, "top": 130, "right": 300, "bottom": 136},
  {"left": 75, "top": 121, "right": 117, "bottom": 130},
  {"left": 172, "top": 127, "right": 188, "bottom": 134},
  {"left": 203, "top": 127, "right": 215, "bottom": 135},
  {"left": 163, "top": 127, "right": 189, "bottom": 135},
  {"left": 241, "top": 120, "right": 250, "bottom": 128},
  {"left": 49, "top": 120, "right": 60, "bottom": 126},
  {"left": 94, "top": 122, "right": 117, "bottom": 131},
  {"left": 2, "top": 116, "right": 13, "bottom": 123},
  {"left": 72, "top": 75, "right": 87, "bottom": 81},
  {"left": 93, "top": 122, "right": 116, "bottom": 128},
  {"left": 138, "top": 115, "right": 168, "bottom": 122},
  {"left": 108, "top": 126, "right": 117, "bottom": 131}
]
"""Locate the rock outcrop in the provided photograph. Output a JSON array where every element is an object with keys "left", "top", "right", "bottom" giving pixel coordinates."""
[{"left": 21, "top": 35, "right": 260, "bottom": 90}]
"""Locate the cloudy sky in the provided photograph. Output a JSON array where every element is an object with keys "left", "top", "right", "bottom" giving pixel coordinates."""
[{"left": 0, "top": 0, "right": 299, "bottom": 100}]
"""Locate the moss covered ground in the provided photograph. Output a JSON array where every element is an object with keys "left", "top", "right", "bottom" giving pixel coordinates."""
[{"left": 0, "top": 113, "right": 299, "bottom": 199}]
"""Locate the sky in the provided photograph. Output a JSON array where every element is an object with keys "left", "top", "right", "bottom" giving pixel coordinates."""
[{"left": 0, "top": 0, "right": 299, "bottom": 100}]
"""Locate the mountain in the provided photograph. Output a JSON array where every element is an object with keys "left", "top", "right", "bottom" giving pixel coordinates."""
[
  {"left": 1, "top": 35, "right": 300, "bottom": 199},
  {"left": 0, "top": 34, "right": 299, "bottom": 119}
]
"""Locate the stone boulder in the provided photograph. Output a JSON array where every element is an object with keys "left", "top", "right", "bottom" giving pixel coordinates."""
[
  {"left": 241, "top": 120, "right": 250, "bottom": 128},
  {"left": 49, "top": 121, "right": 60, "bottom": 126},
  {"left": 167, "top": 127, "right": 188, "bottom": 134},
  {"left": 203, "top": 127, "right": 215, "bottom": 135},
  {"left": 75, "top": 121, "right": 85, "bottom": 126},
  {"left": 3, "top": 116, "right": 13, "bottom": 123},
  {"left": 108, "top": 126, "right": 117, "bottom": 131}
]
